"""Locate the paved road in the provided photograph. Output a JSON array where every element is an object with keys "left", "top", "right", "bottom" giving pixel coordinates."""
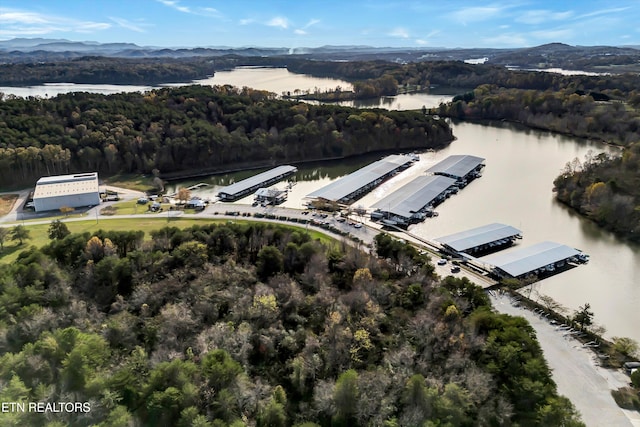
[
  {"left": 2, "top": 195, "right": 638, "bottom": 425},
  {"left": 491, "top": 292, "right": 639, "bottom": 427}
]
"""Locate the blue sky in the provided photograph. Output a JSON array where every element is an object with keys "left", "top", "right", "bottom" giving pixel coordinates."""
[{"left": 1, "top": 1, "right": 638, "bottom": 48}]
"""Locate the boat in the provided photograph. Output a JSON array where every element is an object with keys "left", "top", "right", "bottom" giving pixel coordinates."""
[{"left": 576, "top": 253, "right": 590, "bottom": 263}]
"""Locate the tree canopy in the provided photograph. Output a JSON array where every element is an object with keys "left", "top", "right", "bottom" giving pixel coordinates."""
[
  {"left": 0, "top": 84, "right": 452, "bottom": 187},
  {"left": 0, "top": 223, "right": 584, "bottom": 426}
]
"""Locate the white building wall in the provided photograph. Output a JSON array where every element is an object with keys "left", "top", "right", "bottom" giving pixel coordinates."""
[{"left": 34, "top": 192, "right": 101, "bottom": 212}]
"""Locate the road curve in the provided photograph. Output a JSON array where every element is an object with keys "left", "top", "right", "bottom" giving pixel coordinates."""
[
  {"left": 490, "top": 292, "right": 639, "bottom": 427},
  {"left": 2, "top": 201, "right": 638, "bottom": 425}
]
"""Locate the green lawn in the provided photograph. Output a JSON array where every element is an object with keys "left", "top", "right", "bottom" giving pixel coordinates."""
[
  {"left": 104, "top": 199, "right": 202, "bottom": 216},
  {"left": 0, "top": 217, "right": 334, "bottom": 264}
]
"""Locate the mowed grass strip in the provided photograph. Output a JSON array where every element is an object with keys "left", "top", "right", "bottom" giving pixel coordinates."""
[
  {"left": 0, "top": 194, "right": 19, "bottom": 216},
  {"left": 0, "top": 217, "right": 334, "bottom": 264}
]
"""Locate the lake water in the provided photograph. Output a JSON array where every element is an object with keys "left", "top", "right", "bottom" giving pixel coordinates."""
[
  {"left": 0, "top": 67, "right": 449, "bottom": 111},
  {"left": 2, "top": 67, "right": 638, "bottom": 342}
]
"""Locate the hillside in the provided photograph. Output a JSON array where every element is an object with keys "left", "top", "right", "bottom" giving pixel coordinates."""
[
  {"left": 0, "top": 222, "right": 585, "bottom": 426},
  {"left": 0, "top": 84, "right": 453, "bottom": 187}
]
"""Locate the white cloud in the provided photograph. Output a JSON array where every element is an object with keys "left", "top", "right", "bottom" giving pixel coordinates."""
[
  {"left": 0, "top": 26, "right": 60, "bottom": 36},
  {"left": 239, "top": 18, "right": 254, "bottom": 25},
  {"left": 76, "top": 22, "right": 111, "bottom": 32},
  {"left": 415, "top": 39, "right": 427, "bottom": 45},
  {"left": 0, "top": 10, "right": 49, "bottom": 24},
  {"left": 294, "top": 18, "right": 320, "bottom": 35},
  {"left": 0, "top": 7, "right": 110, "bottom": 37},
  {"left": 156, "top": 0, "right": 191, "bottom": 14},
  {"left": 516, "top": 9, "right": 574, "bottom": 25},
  {"left": 199, "top": 7, "right": 224, "bottom": 19},
  {"left": 425, "top": 29, "right": 440, "bottom": 38},
  {"left": 389, "top": 27, "right": 409, "bottom": 38},
  {"left": 110, "top": 17, "right": 146, "bottom": 33},
  {"left": 450, "top": 6, "right": 504, "bottom": 25},
  {"left": 267, "top": 17, "right": 289, "bottom": 29},
  {"left": 577, "top": 7, "right": 629, "bottom": 19}
]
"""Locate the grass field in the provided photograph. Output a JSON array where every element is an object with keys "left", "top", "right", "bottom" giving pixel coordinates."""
[
  {"left": 104, "top": 199, "right": 202, "bottom": 216},
  {"left": 0, "top": 217, "right": 333, "bottom": 264},
  {"left": 0, "top": 194, "right": 19, "bottom": 216},
  {"left": 104, "top": 173, "right": 156, "bottom": 192}
]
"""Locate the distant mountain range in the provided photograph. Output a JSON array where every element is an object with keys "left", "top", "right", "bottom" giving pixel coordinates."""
[{"left": 1, "top": 38, "right": 639, "bottom": 72}]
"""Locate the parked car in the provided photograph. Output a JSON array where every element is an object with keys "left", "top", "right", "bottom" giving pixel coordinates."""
[
  {"left": 624, "top": 361, "right": 640, "bottom": 375},
  {"left": 437, "top": 258, "right": 447, "bottom": 266},
  {"left": 450, "top": 266, "right": 461, "bottom": 273}
]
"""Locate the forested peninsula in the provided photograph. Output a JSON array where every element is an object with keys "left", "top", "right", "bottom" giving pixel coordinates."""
[
  {"left": 0, "top": 222, "right": 585, "bottom": 426},
  {"left": 431, "top": 74, "right": 640, "bottom": 242},
  {"left": 0, "top": 56, "right": 216, "bottom": 86},
  {"left": 1, "top": 54, "right": 639, "bottom": 238},
  {"left": 0, "top": 85, "right": 452, "bottom": 187},
  {"left": 552, "top": 142, "right": 640, "bottom": 241}
]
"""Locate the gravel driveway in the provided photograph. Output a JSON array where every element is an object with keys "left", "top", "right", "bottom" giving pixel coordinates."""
[{"left": 490, "top": 292, "right": 639, "bottom": 427}]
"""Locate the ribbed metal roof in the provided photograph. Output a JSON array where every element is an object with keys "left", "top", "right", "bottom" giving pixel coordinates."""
[
  {"left": 307, "top": 154, "right": 414, "bottom": 202},
  {"left": 480, "top": 241, "right": 580, "bottom": 277},
  {"left": 218, "top": 165, "right": 296, "bottom": 197},
  {"left": 435, "top": 223, "right": 522, "bottom": 252},
  {"left": 33, "top": 172, "right": 99, "bottom": 199},
  {"left": 371, "top": 175, "right": 455, "bottom": 219},
  {"left": 426, "top": 155, "right": 485, "bottom": 178}
]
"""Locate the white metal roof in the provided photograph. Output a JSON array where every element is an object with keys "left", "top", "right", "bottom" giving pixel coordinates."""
[
  {"left": 33, "top": 172, "right": 99, "bottom": 199},
  {"left": 371, "top": 175, "right": 456, "bottom": 219},
  {"left": 218, "top": 165, "right": 296, "bottom": 197},
  {"left": 426, "top": 155, "right": 485, "bottom": 178},
  {"left": 480, "top": 241, "right": 580, "bottom": 277},
  {"left": 307, "top": 154, "right": 414, "bottom": 202},
  {"left": 255, "top": 188, "right": 286, "bottom": 197},
  {"left": 435, "top": 223, "right": 522, "bottom": 252}
]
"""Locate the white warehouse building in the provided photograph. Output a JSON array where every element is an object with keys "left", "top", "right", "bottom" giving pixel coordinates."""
[{"left": 33, "top": 172, "right": 101, "bottom": 212}]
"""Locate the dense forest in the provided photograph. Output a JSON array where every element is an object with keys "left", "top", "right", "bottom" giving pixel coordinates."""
[
  {"left": 434, "top": 83, "right": 640, "bottom": 146},
  {"left": 0, "top": 56, "right": 217, "bottom": 86},
  {"left": 553, "top": 142, "right": 640, "bottom": 242},
  {"left": 1, "top": 53, "right": 638, "bottom": 234},
  {"left": 0, "top": 85, "right": 452, "bottom": 187},
  {"left": 0, "top": 222, "right": 584, "bottom": 426}
]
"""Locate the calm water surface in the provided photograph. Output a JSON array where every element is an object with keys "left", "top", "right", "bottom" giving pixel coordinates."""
[
  {"left": 169, "top": 120, "right": 639, "bottom": 342},
  {"left": 3, "top": 68, "right": 637, "bottom": 342},
  {"left": 0, "top": 67, "right": 449, "bottom": 111},
  {"left": 408, "top": 122, "right": 639, "bottom": 343}
]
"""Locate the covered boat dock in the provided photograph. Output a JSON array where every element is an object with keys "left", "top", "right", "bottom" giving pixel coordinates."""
[
  {"left": 370, "top": 175, "right": 456, "bottom": 226},
  {"left": 435, "top": 223, "right": 522, "bottom": 256},
  {"left": 426, "top": 154, "right": 485, "bottom": 187},
  {"left": 217, "top": 165, "right": 297, "bottom": 201},
  {"left": 306, "top": 154, "right": 417, "bottom": 206},
  {"left": 479, "top": 241, "right": 582, "bottom": 279}
]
